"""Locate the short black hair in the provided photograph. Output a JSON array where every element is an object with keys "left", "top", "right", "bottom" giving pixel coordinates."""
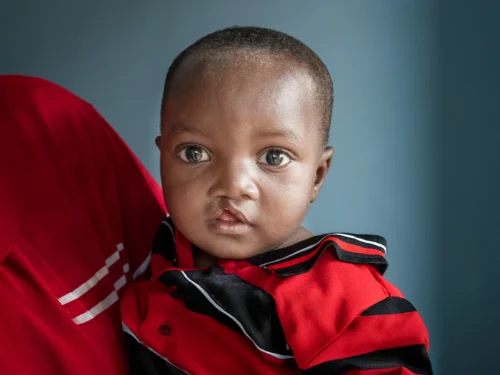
[{"left": 161, "top": 26, "right": 333, "bottom": 144}]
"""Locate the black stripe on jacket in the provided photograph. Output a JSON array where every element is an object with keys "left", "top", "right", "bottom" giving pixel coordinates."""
[
  {"left": 158, "top": 265, "right": 291, "bottom": 358},
  {"left": 304, "top": 344, "right": 432, "bottom": 374}
]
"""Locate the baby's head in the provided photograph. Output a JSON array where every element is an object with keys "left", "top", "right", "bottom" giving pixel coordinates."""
[{"left": 157, "top": 26, "right": 334, "bottom": 260}]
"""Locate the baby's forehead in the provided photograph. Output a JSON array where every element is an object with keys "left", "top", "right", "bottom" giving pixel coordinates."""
[
  {"left": 169, "top": 62, "right": 319, "bottom": 119},
  {"left": 163, "top": 51, "right": 326, "bottom": 145},
  {"left": 164, "top": 67, "right": 323, "bottom": 147}
]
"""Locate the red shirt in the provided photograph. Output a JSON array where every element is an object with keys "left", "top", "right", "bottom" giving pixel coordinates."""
[
  {"left": 122, "top": 218, "right": 432, "bottom": 374},
  {"left": 0, "top": 75, "right": 165, "bottom": 374}
]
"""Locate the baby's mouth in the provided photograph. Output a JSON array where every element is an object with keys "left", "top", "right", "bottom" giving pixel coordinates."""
[
  {"left": 217, "top": 209, "right": 241, "bottom": 222},
  {"left": 207, "top": 206, "right": 253, "bottom": 235}
]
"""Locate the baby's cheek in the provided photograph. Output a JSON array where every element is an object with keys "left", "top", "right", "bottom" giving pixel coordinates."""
[
  {"left": 164, "top": 184, "right": 201, "bottom": 223},
  {"left": 267, "top": 188, "right": 309, "bottom": 225},
  {"left": 280, "top": 174, "right": 313, "bottom": 203},
  {"left": 164, "top": 166, "right": 205, "bottom": 198}
]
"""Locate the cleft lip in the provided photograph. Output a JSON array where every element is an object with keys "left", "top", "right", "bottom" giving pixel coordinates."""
[{"left": 211, "top": 203, "right": 250, "bottom": 225}]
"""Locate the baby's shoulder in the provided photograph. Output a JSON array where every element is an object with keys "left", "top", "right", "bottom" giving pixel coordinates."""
[
  {"left": 255, "top": 234, "right": 405, "bottom": 333},
  {"left": 269, "top": 233, "right": 392, "bottom": 312},
  {"left": 252, "top": 233, "right": 417, "bottom": 367}
]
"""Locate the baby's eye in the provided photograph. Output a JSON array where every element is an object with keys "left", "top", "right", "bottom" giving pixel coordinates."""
[
  {"left": 178, "top": 145, "right": 210, "bottom": 163},
  {"left": 258, "top": 149, "right": 292, "bottom": 167}
]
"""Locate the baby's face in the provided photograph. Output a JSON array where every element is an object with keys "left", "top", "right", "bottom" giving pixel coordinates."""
[{"left": 158, "top": 59, "right": 332, "bottom": 259}]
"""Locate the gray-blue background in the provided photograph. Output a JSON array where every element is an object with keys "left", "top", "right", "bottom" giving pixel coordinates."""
[{"left": 2, "top": 1, "right": 499, "bottom": 373}]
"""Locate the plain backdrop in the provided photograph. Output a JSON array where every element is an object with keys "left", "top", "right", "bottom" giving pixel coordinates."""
[{"left": 2, "top": 1, "right": 499, "bottom": 373}]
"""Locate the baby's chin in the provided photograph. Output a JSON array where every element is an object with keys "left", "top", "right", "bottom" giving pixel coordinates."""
[
  {"left": 200, "top": 244, "right": 262, "bottom": 261},
  {"left": 193, "top": 235, "right": 269, "bottom": 261}
]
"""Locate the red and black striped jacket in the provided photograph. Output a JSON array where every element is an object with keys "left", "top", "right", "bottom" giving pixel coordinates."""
[{"left": 121, "top": 217, "right": 432, "bottom": 374}]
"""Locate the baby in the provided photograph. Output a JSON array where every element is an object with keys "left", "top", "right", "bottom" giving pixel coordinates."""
[{"left": 121, "top": 26, "right": 432, "bottom": 375}]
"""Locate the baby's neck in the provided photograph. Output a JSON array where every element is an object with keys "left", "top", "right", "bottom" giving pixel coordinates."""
[
  {"left": 193, "top": 250, "right": 219, "bottom": 268},
  {"left": 192, "top": 225, "right": 313, "bottom": 269}
]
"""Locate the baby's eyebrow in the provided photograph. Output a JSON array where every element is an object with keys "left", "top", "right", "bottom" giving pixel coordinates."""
[
  {"left": 256, "top": 128, "right": 304, "bottom": 145},
  {"left": 167, "top": 122, "right": 209, "bottom": 137}
]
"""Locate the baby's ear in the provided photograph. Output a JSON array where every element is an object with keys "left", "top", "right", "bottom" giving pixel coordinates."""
[
  {"left": 311, "top": 146, "right": 334, "bottom": 203},
  {"left": 155, "top": 135, "right": 162, "bottom": 150}
]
